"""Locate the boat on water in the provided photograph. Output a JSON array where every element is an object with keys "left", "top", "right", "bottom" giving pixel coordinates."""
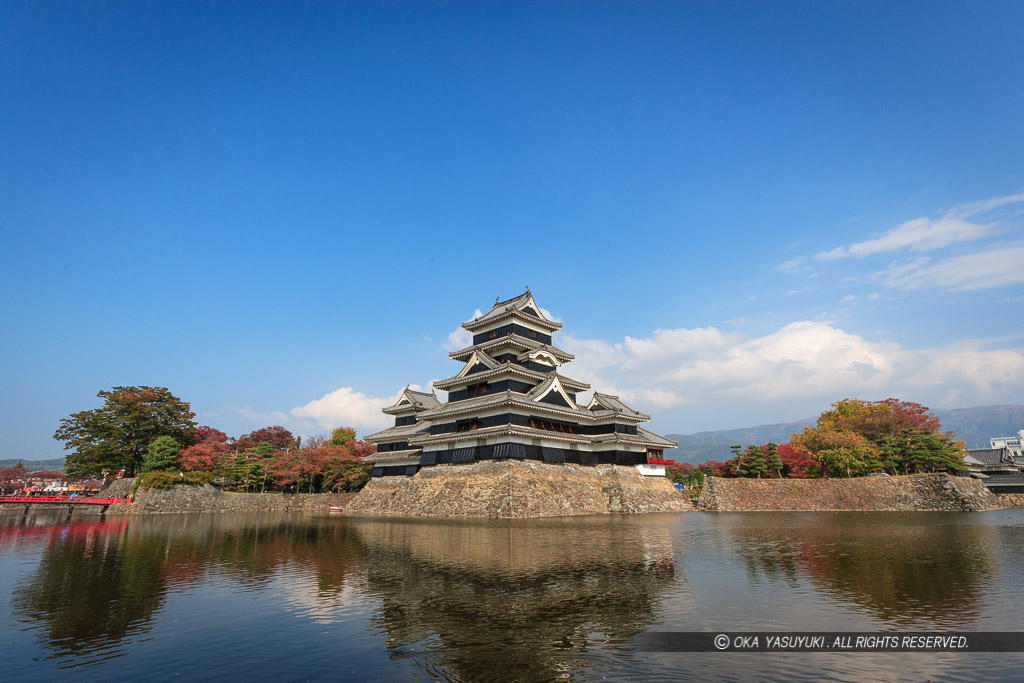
[{"left": 328, "top": 506, "right": 344, "bottom": 513}]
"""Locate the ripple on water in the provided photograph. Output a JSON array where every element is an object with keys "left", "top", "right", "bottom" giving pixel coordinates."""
[{"left": 2, "top": 510, "right": 1024, "bottom": 681}]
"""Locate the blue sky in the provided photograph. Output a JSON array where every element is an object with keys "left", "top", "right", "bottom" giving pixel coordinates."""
[{"left": 3, "top": 1, "right": 1023, "bottom": 459}]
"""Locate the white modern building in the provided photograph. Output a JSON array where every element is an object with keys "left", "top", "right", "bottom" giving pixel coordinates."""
[{"left": 990, "top": 429, "right": 1024, "bottom": 459}]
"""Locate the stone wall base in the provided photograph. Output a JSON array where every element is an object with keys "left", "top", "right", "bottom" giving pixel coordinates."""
[
  {"left": 99, "top": 480, "right": 356, "bottom": 514},
  {"left": 343, "top": 460, "right": 693, "bottom": 518},
  {"left": 697, "top": 473, "right": 1005, "bottom": 512},
  {"left": 996, "top": 493, "right": 1024, "bottom": 508}
]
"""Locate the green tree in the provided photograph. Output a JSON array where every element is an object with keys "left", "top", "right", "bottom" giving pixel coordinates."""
[
  {"left": 232, "top": 451, "right": 251, "bottom": 491},
  {"left": 763, "top": 442, "right": 784, "bottom": 478},
  {"left": 329, "top": 426, "right": 357, "bottom": 446},
  {"left": 791, "top": 427, "right": 879, "bottom": 478},
  {"left": 738, "top": 446, "right": 768, "bottom": 479},
  {"left": 880, "top": 429, "right": 965, "bottom": 475},
  {"left": 795, "top": 397, "right": 958, "bottom": 477},
  {"left": 252, "top": 441, "right": 275, "bottom": 492},
  {"left": 142, "top": 436, "right": 181, "bottom": 472},
  {"left": 54, "top": 386, "right": 196, "bottom": 478},
  {"left": 227, "top": 442, "right": 273, "bottom": 492}
]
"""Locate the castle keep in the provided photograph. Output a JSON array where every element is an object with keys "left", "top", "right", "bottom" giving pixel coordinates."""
[{"left": 345, "top": 289, "right": 688, "bottom": 517}]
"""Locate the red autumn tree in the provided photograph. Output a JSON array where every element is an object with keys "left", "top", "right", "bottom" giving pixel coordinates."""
[
  {"left": 0, "top": 464, "right": 28, "bottom": 492},
  {"left": 319, "top": 442, "right": 373, "bottom": 492},
  {"left": 874, "top": 398, "right": 943, "bottom": 435},
  {"left": 703, "top": 459, "right": 737, "bottom": 477},
  {"left": 271, "top": 447, "right": 326, "bottom": 493},
  {"left": 816, "top": 398, "right": 944, "bottom": 443},
  {"left": 270, "top": 434, "right": 376, "bottom": 493},
  {"left": 177, "top": 426, "right": 232, "bottom": 472},
  {"left": 236, "top": 426, "right": 296, "bottom": 452},
  {"left": 665, "top": 461, "right": 695, "bottom": 479},
  {"left": 777, "top": 442, "right": 814, "bottom": 478}
]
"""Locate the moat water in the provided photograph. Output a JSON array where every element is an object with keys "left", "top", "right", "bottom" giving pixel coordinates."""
[{"left": 2, "top": 509, "right": 1023, "bottom": 682}]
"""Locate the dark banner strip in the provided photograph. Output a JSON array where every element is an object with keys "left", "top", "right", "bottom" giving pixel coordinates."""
[{"left": 635, "top": 632, "right": 1024, "bottom": 653}]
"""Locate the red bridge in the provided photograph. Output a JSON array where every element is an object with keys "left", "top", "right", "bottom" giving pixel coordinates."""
[
  {"left": 0, "top": 494, "right": 132, "bottom": 505},
  {"left": 0, "top": 494, "right": 132, "bottom": 516}
]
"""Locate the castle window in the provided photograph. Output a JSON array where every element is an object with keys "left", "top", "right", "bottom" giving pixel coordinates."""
[{"left": 529, "top": 417, "right": 578, "bottom": 434}]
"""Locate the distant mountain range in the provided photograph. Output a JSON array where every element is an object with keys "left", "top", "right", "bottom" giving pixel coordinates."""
[
  {"left": 5, "top": 405, "right": 1023, "bottom": 471},
  {"left": 664, "top": 404, "right": 1024, "bottom": 465},
  {"left": 0, "top": 458, "right": 66, "bottom": 471}
]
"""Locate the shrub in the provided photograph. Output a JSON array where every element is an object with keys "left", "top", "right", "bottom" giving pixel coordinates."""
[{"left": 132, "top": 471, "right": 214, "bottom": 493}]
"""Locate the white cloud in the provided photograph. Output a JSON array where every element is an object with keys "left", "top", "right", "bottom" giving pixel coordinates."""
[
  {"left": 875, "top": 241, "right": 1024, "bottom": 291},
  {"left": 561, "top": 322, "right": 1024, "bottom": 416},
  {"left": 445, "top": 327, "right": 472, "bottom": 351},
  {"left": 815, "top": 192, "right": 1023, "bottom": 261},
  {"left": 817, "top": 217, "right": 994, "bottom": 260},
  {"left": 776, "top": 259, "right": 809, "bottom": 274},
  {"left": 946, "top": 191, "right": 1024, "bottom": 218},
  {"left": 443, "top": 309, "right": 482, "bottom": 351},
  {"left": 290, "top": 386, "right": 417, "bottom": 433},
  {"left": 539, "top": 306, "right": 562, "bottom": 322}
]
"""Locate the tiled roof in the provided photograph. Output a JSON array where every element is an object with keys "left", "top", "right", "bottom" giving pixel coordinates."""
[
  {"left": 449, "top": 335, "right": 575, "bottom": 362},
  {"left": 516, "top": 346, "right": 563, "bottom": 366},
  {"left": 586, "top": 392, "right": 650, "bottom": 420},
  {"left": 462, "top": 289, "right": 562, "bottom": 332},
  {"left": 416, "top": 389, "right": 601, "bottom": 422},
  {"left": 416, "top": 390, "right": 513, "bottom": 418},
  {"left": 382, "top": 387, "right": 442, "bottom": 414},
  {"left": 983, "top": 474, "right": 1024, "bottom": 486},
  {"left": 525, "top": 373, "right": 585, "bottom": 410},
  {"left": 411, "top": 423, "right": 593, "bottom": 447},
  {"left": 364, "top": 449, "right": 422, "bottom": 464},
  {"left": 404, "top": 389, "right": 441, "bottom": 409},
  {"left": 472, "top": 290, "right": 533, "bottom": 323},
  {"left": 590, "top": 428, "right": 679, "bottom": 449},
  {"left": 964, "top": 448, "right": 1015, "bottom": 466},
  {"left": 435, "top": 364, "right": 589, "bottom": 392},
  {"left": 364, "top": 421, "right": 432, "bottom": 443},
  {"left": 637, "top": 427, "right": 679, "bottom": 448}
]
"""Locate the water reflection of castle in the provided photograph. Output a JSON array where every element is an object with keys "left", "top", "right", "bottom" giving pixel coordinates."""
[
  {"left": 8, "top": 512, "right": 1007, "bottom": 679},
  {"left": 348, "top": 517, "right": 680, "bottom": 682}
]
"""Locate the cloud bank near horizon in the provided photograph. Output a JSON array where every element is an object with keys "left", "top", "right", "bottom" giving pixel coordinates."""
[
  {"left": 281, "top": 321, "right": 1024, "bottom": 436},
  {"left": 281, "top": 193, "right": 1024, "bottom": 435},
  {"left": 560, "top": 323, "right": 1024, "bottom": 415}
]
